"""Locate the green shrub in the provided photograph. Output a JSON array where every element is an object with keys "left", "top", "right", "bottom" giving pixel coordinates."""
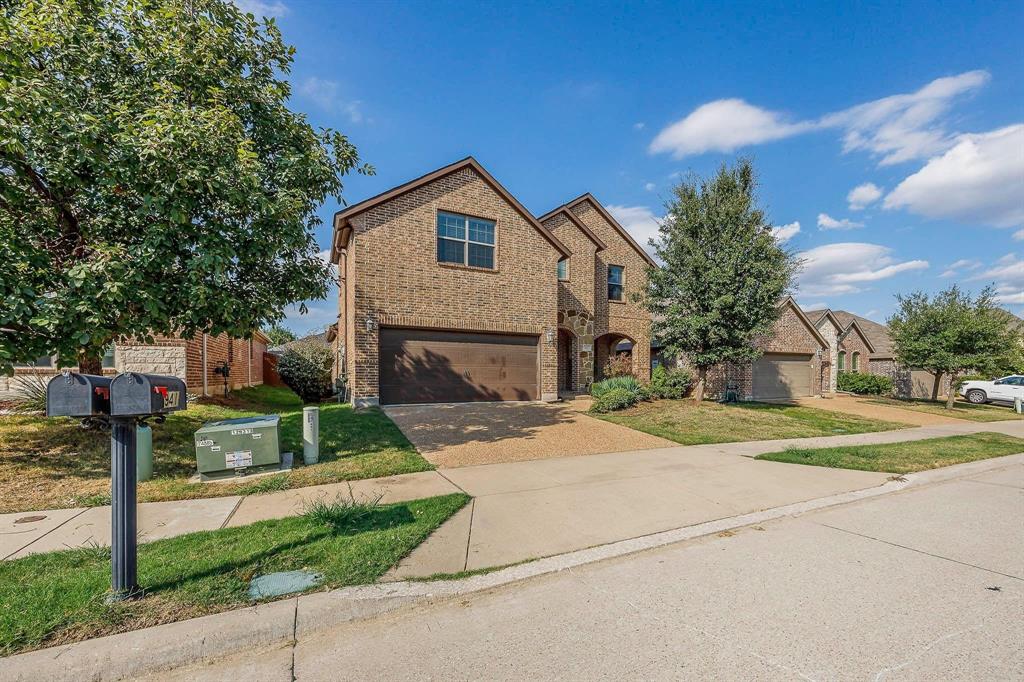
[
  {"left": 650, "top": 365, "right": 692, "bottom": 399},
  {"left": 602, "top": 354, "right": 634, "bottom": 378},
  {"left": 837, "top": 371, "right": 894, "bottom": 395},
  {"left": 276, "top": 340, "right": 334, "bottom": 403},
  {"left": 589, "top": 387, "right": 640, "bottom": 413},
  {"left": 9, "top": 374, "right": 48, "bottom": 413},
  {"left": 591, "top": 375, "right": 642, "bottom": 398}
]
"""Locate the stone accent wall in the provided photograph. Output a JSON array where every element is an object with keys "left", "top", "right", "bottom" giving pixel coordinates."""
[
  {"left": 544, "top": 209, "right": 600, "bottom": 392},
  {"left": 343, "top": 165, "right": 561, "bottom": 404},
  {"left": 568, "top": 199, "right": 652, "bottom": 380},
  {"left": 815, "top": 318, "right": 840, "bottom": 394},
  {"left": 117, "top": 344, "right": 187, "bottom": 379}
]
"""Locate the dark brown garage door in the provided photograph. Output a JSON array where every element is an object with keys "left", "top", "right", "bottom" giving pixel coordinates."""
[
  {"left": 752, "top": 353, "right": 812, "bottom": 399},
  {"left": 379, "top": 328, "right": 539, "bottom": 405}
]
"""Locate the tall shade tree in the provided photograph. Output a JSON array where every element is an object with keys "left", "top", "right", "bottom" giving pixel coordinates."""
[
  {"left": 0, "top": 0, "right": 370, "bottom": 374},
  {"left": 888, "top": 286, "right": 1017, "bottom": 409},
  {"left": 262, "top": 323, "right": 297, "bottom": 347},
  {"left": 647, "top": 159, "right": 799, "bottom": 402}
]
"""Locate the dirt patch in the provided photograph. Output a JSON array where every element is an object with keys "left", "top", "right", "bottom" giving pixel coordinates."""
[
  {"left": 798, "top": 396, "right": 968, "bottom": 426},
  {"left": 384, "top": 402, "right": 673, "bottom": 468}
]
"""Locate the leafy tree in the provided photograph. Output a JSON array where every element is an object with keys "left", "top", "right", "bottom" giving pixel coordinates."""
[
  {"left": 263, "top": 323, "right": 297, "bottom": 347},
  {"left": 888, "top": 286, "right": 1017, "bottom": 408},
  {"left": 0, "top": 0, "right": 370, "bottom": 375},
  {"left": 647, "top": 159, "right": 799, "bottom": 402}
]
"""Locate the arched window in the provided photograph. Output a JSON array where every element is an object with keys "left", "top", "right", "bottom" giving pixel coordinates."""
[
  {"left": 852, "top": 352, "right": 860, "bottom": 372},
  {"left": 838, "top": 351, "right": 846, "bottom": 372}
]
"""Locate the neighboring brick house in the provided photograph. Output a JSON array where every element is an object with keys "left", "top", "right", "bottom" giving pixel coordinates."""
[
  {"left": 2, "top": 331, "right": 268, "bottom": 400},
  {"left": 539, "top": 194, "right": 658, "bottom": 392},
  {"left": 670, "top": 297, "right": 829, "bottom": 400},
  {"left": 329, "top": 157, "right": 657, "bottom": 406},
  {"left": 805, "top": 308, "right": 951, "bottom": 398}
]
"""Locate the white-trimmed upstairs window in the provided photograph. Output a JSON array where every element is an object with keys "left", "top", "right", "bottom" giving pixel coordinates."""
[
  {"left": 557, "top": 258, "right": 568, "bottom": 281},
  {"left": 437, "top": 211, "right": 495, "bottom": 269},
  {"left": 608, "top": 265, "right": 624, "bottom": 301}
]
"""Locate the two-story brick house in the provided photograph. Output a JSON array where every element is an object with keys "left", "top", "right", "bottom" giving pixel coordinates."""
[{"left": 329, "top": 157, "right": 654, "bottom": 406}]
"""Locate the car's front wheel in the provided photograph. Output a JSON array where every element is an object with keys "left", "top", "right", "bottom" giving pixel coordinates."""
[{"left": 965, "top": 389, "right": 987, "bottom": 404}]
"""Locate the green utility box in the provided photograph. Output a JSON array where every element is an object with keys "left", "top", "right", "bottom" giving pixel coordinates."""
[{"left": 194, "top": 415, "right": 282, "bottom": 481}]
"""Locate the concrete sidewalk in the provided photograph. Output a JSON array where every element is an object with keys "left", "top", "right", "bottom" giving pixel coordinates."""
[
  {"left": 3, "top": 419, "right": 1022, "bottom": 563},
  {"left": 7, "top": 454, "right": 1019, "bottom": 681}
]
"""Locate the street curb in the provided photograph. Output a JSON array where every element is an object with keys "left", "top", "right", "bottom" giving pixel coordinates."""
[{"left": 3, "top": 453, "right": 1021, "bottom": 682}]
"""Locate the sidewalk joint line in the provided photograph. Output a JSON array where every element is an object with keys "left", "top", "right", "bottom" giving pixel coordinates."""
[
  {"left": 289, "top": 596, "right": 299, "bottom": 682},
  {"left": 816, "top": 522, "right": 1024, "bottom": 581},
  {"left": 435, "top": 469, "right": 469, "bottom": 495},
  {"left": 220, "top": 496, "right": 245, "bottom": 529},
  {"left": 463, "top": 499, "right": 476, "bottom": 572},
  {"left": 2, "top": 507, "right": 90, "bottom": 561}
]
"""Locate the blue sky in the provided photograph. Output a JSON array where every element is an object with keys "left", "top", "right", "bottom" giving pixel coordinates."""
[{"left": 238, "top": 0, "right": 1024, "bottom": 335}]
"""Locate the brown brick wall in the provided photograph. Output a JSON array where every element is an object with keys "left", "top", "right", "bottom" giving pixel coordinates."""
[
  {"left": 568, "top": 199, "right": 652, "bottom": 379},
  {"left": 838, "top": 328, "right": 871, "bottom": 373},
  {"left": 343, "top": 166, "right": 561, "bottom": 403}
]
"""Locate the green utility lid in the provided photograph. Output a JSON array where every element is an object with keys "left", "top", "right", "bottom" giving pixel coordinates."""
[{"left": 195, "top": 415, "right": 280, "bottom": 435}]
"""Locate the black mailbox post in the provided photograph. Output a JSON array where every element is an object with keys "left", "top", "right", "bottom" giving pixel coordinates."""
[{"left": 47, "top": 371, "right": 188, "bottom": 601}]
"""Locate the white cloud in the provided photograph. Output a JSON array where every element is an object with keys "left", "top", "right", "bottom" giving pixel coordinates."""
[
  {"left": 819, "top": 70, "right": 990, "bottom": 165},
  {"left": 233, "top": 0, "right": 288, "bottom": 17},
  {"left": 649, "top": 70, "right": 989, "bottom": 165},
  {"left": 772, "top": 221, "right": 801, "bottom": 243},
  {"left": 1015, "top": 229, "right": 1024, "bottom": 241},
  {"left": 817, "top": 213, "right": 865, "bottom": 230},
  {"left": 633, "top": 122, "right": 646, "bottom": 131},
  {"left": 644, "top": 182, "right": 656, "bottom": 192},
  {"left": 796, "top": 242, "right": 929, "bottom": 297},
  {"left": 969, "top": 254, "right": 1024, "bottom": 307},
  {"left": 939, "top": 258, "right": 982, "bottom": 278},
  {"left": 607, "top": 205, "right": 662, "bottom": 261},
  {"left": 649, "top": 99, "right": 814, "bottom": 158},
  {"left": 296, "top": 77, "right": 364, "bottom": 122},
  {"left": 883, "top": 124, "right": 1024, "bottom": 228},
  {"left": 847, "top": 182, "right": 883, "bottom": 210}
]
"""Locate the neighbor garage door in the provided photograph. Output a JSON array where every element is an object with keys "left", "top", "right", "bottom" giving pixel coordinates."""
[
  {"left": 752, "top": 353, "right": 812, "bottom": 399},
  {"left": 378, "top": 328, "right": 539, "bottom": 405}
]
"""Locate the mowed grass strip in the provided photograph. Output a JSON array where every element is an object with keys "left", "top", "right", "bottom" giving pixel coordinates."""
[
  {"left": 0, "top": 493, "right": 469, "bottom": 656},
  {"left": 595, "top": 399, "right": 908, "bottom": 446},
  {"left": 0, "top": 385, "right": 433, "bottom": 513},
  {"left": 866, "top": 397, "right": 1022, "bottom": 423},
  {"left": 756, "top": 432, "right": 1024, "bottom": 473}
]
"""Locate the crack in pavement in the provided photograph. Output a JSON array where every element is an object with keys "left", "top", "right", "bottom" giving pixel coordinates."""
[{"left": 816, "top": 522, "right": 1024, "bottom": 581}]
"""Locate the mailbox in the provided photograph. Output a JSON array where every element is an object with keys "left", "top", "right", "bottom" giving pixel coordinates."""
[
  {"left": 109, "top": 373, "right": 187, "bottom": 417},
  {"left": 46, "top": 373, "right": 113, "bottom": 417}
]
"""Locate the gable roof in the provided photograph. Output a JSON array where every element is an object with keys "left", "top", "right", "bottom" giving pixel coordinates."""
[
  {"left": 564, "top": 193, "right": 659, "bottom": 268},
  {"left": 537, "top": 205, "right": 608, "bottom": 251},
  {"left": 840, "top": 318, "right": 878, "bottom": 354},
  {"left": 778, "top": 296, "right": 830, "bottom": 348},
  {"left": 828, "top": 310, "right": 892, "bottom": 356},
  {"left": 804, "top": 308, "right": 844, "bottom": 333},
  {"left": 330, "top": 157, "right": 570, "bottom": 262}
]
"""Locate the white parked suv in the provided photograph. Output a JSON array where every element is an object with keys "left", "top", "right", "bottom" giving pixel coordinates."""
[{"left": 959, "top": 375, "right": 1024, "bottom": 405}]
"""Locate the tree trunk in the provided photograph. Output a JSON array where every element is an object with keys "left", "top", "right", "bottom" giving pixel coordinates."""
[
  {"left": 693, "top": 366, "right": 707, "bottom": 404},
  {"left": 77, "top": 350, "right": 102, "bottom": 375},
  {"left": 931, "top": 372, "right": 943, "bottom": 401},
  {"left": 945, "top": 374, "right": 958, "bottom": 410}
]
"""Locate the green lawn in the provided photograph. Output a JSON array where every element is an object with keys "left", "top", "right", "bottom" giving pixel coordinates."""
[
  {"left": 866, "top": 397, "right": 1022, "bottom": 423},
  {"left": 595, "top": 399, "right": 908, "bottom": 446},
  {"left": 0, "top": 492, "right": 468, "bottom": 656},
  {"left": 0, "top": 385, "right": 432, "bottom": 513},
  {"left": 756, "top": 432, "right": 1024, "bottom": 473}
]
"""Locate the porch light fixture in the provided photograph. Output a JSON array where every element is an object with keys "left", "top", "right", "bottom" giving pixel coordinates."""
[
  {"left": 545, "top": 328, "right": 555, "bottom": 344},
  {"left": 365, "top": 317, "right": 376, "bottom": 332}
]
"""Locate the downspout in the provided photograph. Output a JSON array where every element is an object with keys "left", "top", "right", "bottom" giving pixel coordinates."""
[
  {"left": 202, "top": 333, "right": 208, "bottom": 396},
  {"left": 248, "top": 339, "right": 253, "bottom": 386}
]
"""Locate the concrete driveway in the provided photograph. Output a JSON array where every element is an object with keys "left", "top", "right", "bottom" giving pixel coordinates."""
[
  {"left": 797, "top": 394, "right": 970, "bottom": 426},
  {"left": 383, "top": 402, "right": 673, "bottom": 468}
]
